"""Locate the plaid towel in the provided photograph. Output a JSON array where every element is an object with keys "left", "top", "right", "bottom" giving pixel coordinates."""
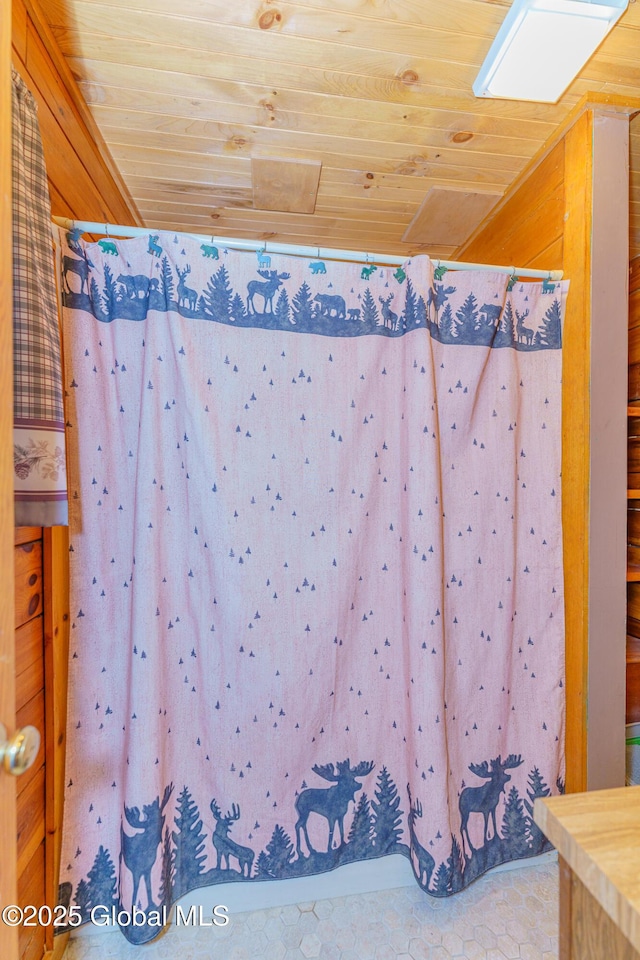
[{"left": 12, "top": 68, "right": 67, "bottom": 526}]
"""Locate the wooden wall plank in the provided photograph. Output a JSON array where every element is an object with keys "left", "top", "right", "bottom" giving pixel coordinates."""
[
  {"left": 16, "top": 765, "right": 45, "bottom": 876},
  {"left": 18, "top": 842, "right": 46, "bottom": 960},
  {"left": 14, "top": 0, "right": 140, "bottom": 225},
  {"left": 459, "top": 141, "right": 565, "bottom": 268},
  {"left": 629, "top": 584, "right": 640, "bottom": 622},
  {"left": 627, "top": 258, "right": 640, "bottom": 723},
  {"left": 12, "top": 0, "right": 28, "bottom": 62},
  {"left": 15, "top": 617, "right": 44, "bottom": 682},
  {"left": 43, "top": 527, "right": 69, "bottom": 957},
  {"left": 523, "top": 235, "right": 564, "bottom": 274},
  {"left": 14, "top": 541, "right": 43, "bottom": 630},
  {"left": 628, "top": 663, "right": 640, "bottom": 724},
  {"left": 15, "top": 690, "right": 44, "bottom": 800},
  {"left": 15, "top": 634, "right": 44, "bottom": 715}
]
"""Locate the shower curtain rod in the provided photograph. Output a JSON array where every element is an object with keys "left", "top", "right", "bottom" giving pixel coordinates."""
[{"left": 52, "top": 216, "right": 564, "bottom": 281}]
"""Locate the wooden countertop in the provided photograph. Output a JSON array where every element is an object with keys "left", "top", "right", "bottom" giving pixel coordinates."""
[{"left": 535, "top": 786, "right": 640, "bottom": 953}]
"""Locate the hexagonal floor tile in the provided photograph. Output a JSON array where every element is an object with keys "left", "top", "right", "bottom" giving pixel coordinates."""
[
  {"left": 299, "top": 933, "right": 322, "bottom": 958},
  {"left": 63, "top": 860, "right": 559, "bottom": 960}
]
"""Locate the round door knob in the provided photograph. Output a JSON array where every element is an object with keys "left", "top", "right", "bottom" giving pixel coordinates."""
[{"left": 0, "top": 723, "right": 41, "bottom": 776}]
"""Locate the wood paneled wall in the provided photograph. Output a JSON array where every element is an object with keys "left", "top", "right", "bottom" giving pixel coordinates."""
[
  {"left": 1, "top": 0, "right": 18, "bottom": 956},
  {"left": 11, "top": 0, "right": 139, "bottom": 225},
  {"left": 14, "top": 527, "right": 45, "bottom": 960},
  {"left": 460, "top": 138, "right": 565, "bottom": 273},
  {"left": 460, "top": 96, "right": 636, "bottom": 794},
  {"left": 628, "top": 257, "right": 640, "bottom": 724},
  {"left": 9, "top": 4, "right": 137, "bottom": 958}
]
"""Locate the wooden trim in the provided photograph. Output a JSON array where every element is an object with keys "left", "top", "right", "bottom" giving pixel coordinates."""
[
  {"left": 43, "top": 527, "right": 69, "bottom": 957},
  {"left": 0, "top": 0, "right": 18, "bottom": 956},
  {"left": 561, "top": 111, "right": 593, "bottom": 794},
  {"left": 44, "top": 931, "right": 69, "bottom": 960}
]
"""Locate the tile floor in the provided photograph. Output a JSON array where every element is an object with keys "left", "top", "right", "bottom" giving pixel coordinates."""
[{"left": 62, "top": 860, "right": 558, "bottom": 960}]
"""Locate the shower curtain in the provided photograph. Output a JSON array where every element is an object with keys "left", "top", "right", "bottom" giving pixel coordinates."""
[
  {"left": 58, "top": 229, "right": 566, "bottom": 943},
  {"left": 12, "top": 69, "right": 67, "bottom": 526}
]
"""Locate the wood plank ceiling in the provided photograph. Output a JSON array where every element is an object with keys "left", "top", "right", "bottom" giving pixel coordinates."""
[{"left": 39, "top": 0, "right": 640, "bottom": 260}]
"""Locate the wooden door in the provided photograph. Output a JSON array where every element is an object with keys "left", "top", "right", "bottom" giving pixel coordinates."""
[{"left": 1, "top": 1, "right": 20, "bottom": 959}]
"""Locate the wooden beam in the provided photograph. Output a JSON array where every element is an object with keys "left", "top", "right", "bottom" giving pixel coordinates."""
[{"left": 561, "top": 111, "right": 593, "bottom": 794}]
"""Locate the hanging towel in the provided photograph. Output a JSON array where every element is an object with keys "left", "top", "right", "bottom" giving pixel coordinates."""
[{"left": 12, "top": 68, "right": 67, "bottom": 526}]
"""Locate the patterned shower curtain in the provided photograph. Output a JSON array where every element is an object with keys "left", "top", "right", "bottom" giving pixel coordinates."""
[
  {"left": 12, "top": 69, "right": 67, "bottom": 526},
  {"left": 58, "top": 229, "right": 566, "bottom": 944}
]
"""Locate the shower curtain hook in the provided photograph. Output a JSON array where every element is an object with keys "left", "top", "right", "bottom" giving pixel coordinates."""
[{"left": 105, "top": 223, "right": 109, "bottom": 238}]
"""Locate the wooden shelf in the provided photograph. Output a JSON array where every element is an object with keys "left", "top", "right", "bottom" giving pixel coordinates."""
[
  {"left": 629, "top": 490, "right": 640, "bottom": 499},
  {"left": 628, "top": 567, "right": 640, "bottom": 582},
  {"left": 629, "top": 405, "right": 640, "bottom": 416}
]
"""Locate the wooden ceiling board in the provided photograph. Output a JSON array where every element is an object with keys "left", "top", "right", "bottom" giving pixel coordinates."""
[
  {"left": 94, "top": 124, "right": 526, "bottom": 179},
  {"left": 402, "top": 187, "right": 503, "bottom": 245},
  {"left": 252, "top": 157, "right": 321, "bottom": 214},
  {"left": 36, "top": 0, "right": 640, "bottom": 259},
  {"left": 70, "top": 55, "right": 577, "bottom": 126}
]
